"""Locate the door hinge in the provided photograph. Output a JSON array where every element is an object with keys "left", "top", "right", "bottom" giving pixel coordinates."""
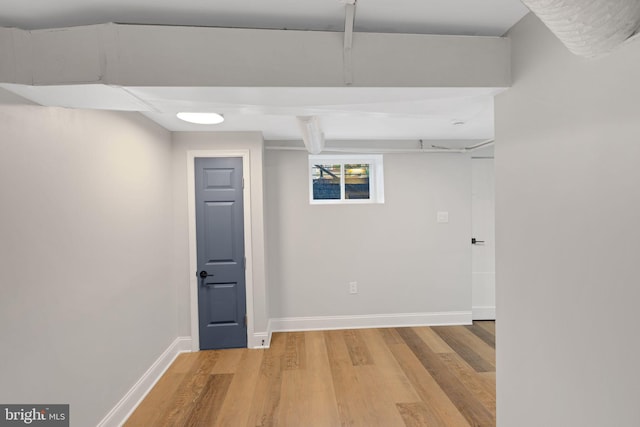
[
  {"left": 242, "top": 178, "right": 245, "bottom": 189},
  {"left": 244, "top": 315, "right": 247, "bottom": 328}
]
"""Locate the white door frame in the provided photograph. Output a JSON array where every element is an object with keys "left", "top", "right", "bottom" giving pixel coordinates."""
[{"left": 187, "top": 150, "right": 254, "bottom": 352}]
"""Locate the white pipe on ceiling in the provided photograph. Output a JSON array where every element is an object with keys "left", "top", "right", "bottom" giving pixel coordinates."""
[
  {"left": 522, "top": 0, "right": 640, "bottom": 57},
  {"left": 265, "top": 139, "right": 494, "bottom": 154},
  {"left": 296, "top": 116, "right": 326, "bottom": 154},
  {"left": 343, "top": 1, "right": 356, "bottom": 85},
  {"left": 266, "top": 146, "right": 463, "bottom": 154}
]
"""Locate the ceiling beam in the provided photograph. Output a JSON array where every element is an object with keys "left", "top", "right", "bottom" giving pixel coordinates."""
[{"left": 0, "top": 23, "right": 510, "bottom": 88}]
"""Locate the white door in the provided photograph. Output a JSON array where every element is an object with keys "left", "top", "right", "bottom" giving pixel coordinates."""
[{"left": 472, "top": 158, "right": 496, "bottom": 320}]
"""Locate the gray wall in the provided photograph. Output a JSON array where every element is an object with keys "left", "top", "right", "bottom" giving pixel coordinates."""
[
  {"left": 0, "top": 107, "right": 176, "bottom": 426},
  {"left": 265, "top": 150, "right": 472, "bottom": 319},
  {"left": 496, "top": 14, "right": 640, "bottom": 427}
]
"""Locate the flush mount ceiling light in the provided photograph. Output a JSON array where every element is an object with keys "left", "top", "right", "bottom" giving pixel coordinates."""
[{"left": 176, "top": 112, "right": 224, "bottom": 124}]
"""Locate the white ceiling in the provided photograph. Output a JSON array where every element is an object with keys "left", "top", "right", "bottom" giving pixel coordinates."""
[
  {"left": 136, "top": 87, "right": 500, "bottom": 140},
  {"left": 0, "top": 0, "right": 529, "bottom": 143},
  {"left": 0, "top": 84, "right": 500, "bottom": 140}
]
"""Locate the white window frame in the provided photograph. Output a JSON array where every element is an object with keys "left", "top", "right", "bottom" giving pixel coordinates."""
[{"left": 308, "top": 154, "right": 385, "bottom": 204}]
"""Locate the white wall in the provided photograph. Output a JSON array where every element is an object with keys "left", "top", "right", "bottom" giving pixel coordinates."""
[
  {"left": 0, "top": 106, "right": 176, "bottom": 426},
  {"left": 171, "top": 132, "right": 269, "bottom": 340},
  {"left": 496, "top": 14, "right": 640, "bottom": 427},
  {"left": 265, "top": 150, "right": 472, "bottom": 326}
]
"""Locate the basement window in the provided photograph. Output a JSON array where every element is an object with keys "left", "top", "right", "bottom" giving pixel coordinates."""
[{"left": 309, "top": 154, "right": 384, "bottom": 204}]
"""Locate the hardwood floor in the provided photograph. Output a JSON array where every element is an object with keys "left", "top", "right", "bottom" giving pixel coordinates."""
[{"left": 125, "top": 322, "right": 495, "bottom": 427}]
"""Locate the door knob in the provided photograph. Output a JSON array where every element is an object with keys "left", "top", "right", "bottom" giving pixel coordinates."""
[
  {"left": 199, "top": 270, "right": 212, "bottom": 279},
  {"left": 471, "top": 238, "right": 485, "bottom": 245}
]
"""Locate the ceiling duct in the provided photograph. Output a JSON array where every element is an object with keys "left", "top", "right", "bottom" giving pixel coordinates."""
[
  {"left": 521, "top": 0, "right": 640, "bottom": 57},
  {"left": 297, "top": 116, "right": 326, "bottom": 154}
]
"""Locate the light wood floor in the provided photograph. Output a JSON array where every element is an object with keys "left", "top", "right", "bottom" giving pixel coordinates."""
[{"left": 125, "top": 322, "right": 496, "bottom": 427}]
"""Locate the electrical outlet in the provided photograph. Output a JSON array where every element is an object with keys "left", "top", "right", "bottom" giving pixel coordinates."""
[{"left": 349, "top": 281, "right": 358, "bottom": 294}]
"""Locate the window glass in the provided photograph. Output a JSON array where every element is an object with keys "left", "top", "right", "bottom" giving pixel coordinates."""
[
  {"left": 345, "top": 164, "right": 370, "bottom": 199},
  {"left": 309, "top": 155, "right": 384, "bottom": 204},
  {"left": 312, "top": 164, "right": 341, "bottom": 200}
]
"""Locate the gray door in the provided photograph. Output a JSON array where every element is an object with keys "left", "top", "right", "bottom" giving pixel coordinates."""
[{"left": 195, "top": 157, "right": 247, "bottom": 349}]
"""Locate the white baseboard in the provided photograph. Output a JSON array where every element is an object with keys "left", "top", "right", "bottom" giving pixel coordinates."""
[
  {"left": 472, "top": 306, "right": 496, "bottom": 320},
  {"left": 97, "top": 336, "right": 192, "bottom": 427},
  {"left": 269, "top": 311, "right": 472, "bottom": 333},
  {"left": 252, "top": 331, "right": 269, "bottom": 349},
  {"left": 252, "top": 319, "right": 273, "bottom": 349}
]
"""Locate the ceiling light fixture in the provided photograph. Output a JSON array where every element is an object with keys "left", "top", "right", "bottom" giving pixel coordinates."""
[{"left": 176, "top": 112, "right": 224, "bottom": 125}]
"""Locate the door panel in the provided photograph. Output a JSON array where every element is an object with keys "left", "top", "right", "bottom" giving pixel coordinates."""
[
  {"left": 195, "top": 157, "right": 247, "bottom": 349},
  {"left": 204, "top": 202, "right": 236, "bottom": 263},
  {"left": 472, "top": 158, "right": 496, "bottom": 320},
  {"left": 204, "top": 167, "right": 235, "bottom": 189},
  {"left": 203, "top": 283, "right": 238, "bottom": 324}
]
